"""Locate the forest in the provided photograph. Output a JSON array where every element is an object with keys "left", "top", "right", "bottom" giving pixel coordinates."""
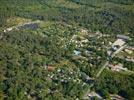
[
  {"left": 0, "top": 0, "right": 134, "bottom": 100},
  {"left": 0, "top": 0, "right": 134, "bottom": 34}
]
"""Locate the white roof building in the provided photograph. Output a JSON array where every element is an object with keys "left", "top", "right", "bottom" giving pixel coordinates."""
[{"left": 112, "top": 39, "right": 126, "bottom": 47}]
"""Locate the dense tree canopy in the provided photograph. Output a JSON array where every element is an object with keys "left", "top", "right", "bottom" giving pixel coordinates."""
[{"left": 0, "top": 0, "right": 134, "bottom": 99}]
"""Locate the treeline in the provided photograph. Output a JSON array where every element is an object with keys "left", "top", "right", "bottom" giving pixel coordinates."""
[
  {"left": 108, "top": 0, "right": 134, "bottom": 5},
  {"left": 0, "top": 0, "right": 134, "bottom": 35},
  {"left": 94, "top": 70, "right": 134, "bottom": 99}
]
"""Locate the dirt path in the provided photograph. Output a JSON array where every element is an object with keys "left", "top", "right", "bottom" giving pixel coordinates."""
[{"left": 3, "top": 20, "right": 41, "bottom": 33}]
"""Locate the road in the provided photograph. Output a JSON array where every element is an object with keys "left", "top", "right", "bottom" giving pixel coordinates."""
[
  {"left": 111, "top": 44, "right": 127, "bottom": 58},
  {"left": 96, "top": 61, "right": 109, "bottom": 78},
  {"left": 83, "top": 44, "right": 127, "bottom": 99},
  {"left": 96, "top": 44, "right": 127, "bottom": 78}
]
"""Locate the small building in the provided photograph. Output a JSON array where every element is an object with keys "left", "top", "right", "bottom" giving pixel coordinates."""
[
  {"left": 124, "top": 49, "right": 133, "bottom": 54},
  {"left": 109, "top": 63, "right": 127, "bottom": 72},
  {"left": 107, "top": 35, "right": 130, "bottom": 56},
  {"left": 81, "top": 39, "right": 88, "bottom": 43},
  {"left": 112, "top": 39, "right": 126, "bottom": 48},
  {"left": 7, "top": 28, "right": 13, "bottom": 31},
  {"left": 44, "top": 65, "right": 55, "bottom": 72},
  {"left": 88, "top": 92, "right": 102, "bottom": 100},
  {"left": 74, "top": 50, "right": 81, "bottom": 56},
  {"left": 117, "top": 35, "right": 131, "bottom": 41},
  {"left": 81, "top": 28, "right": 88, "bottom": 34},
  {"left": 4, "top": 30, "right": 7, "bottom": 33}
]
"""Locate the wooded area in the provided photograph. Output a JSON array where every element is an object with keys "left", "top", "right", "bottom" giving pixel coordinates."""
[{"left": 0, "top": 0, "right": 134, "bottom": 99}]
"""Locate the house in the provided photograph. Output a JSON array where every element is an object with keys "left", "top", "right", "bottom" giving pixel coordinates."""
[
  {"left": 7, "top": 28, "right": 13, "bottom": 31},
  {"left": 108, "top": 63, "right": 127, "bottom": 72},
  {"left": 124, "top": 49, "right": 133, "bottom": 54},
  {"left": 44, "top": 65, "right": 55, "bottom": 72},
  {"left": 88, "top": 92, "right": 102, "bottom": 99},
  {"left": 81, "top": 39, "right": 88, "bottom": 43},
  {"left": 110, "top": 38, "right": 127, "bottom": 53},
  {"left": 112, "top": 39, "right": 126, "bottom": 49},
  {"left": 47, "top": 66, "right": 55, "bottom": 72},
  {"left": 107, "top": 35, "right": 130, "bottom": 56},
  {"left": 81, "top": 28, "right": 88, "bottom": 34},
  {"left": 74, "top": 50, "right": 81, "bottom": 56},
  {"left": 117, "top": 35, "right": 131, "bottom": 41}
]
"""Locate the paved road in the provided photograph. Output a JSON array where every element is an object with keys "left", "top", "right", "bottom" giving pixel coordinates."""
[
  {"left": 96, "top": 44, "right": 127, "bottom": 78},
  {"left": 83, "top": 44, "right": 128, "bottom": 99},
  {"left": 96, "top": 61, "right": 109, "bottom": 78},
  {"left": 111, "top": 44, "right": 127, "bottom": 58}
]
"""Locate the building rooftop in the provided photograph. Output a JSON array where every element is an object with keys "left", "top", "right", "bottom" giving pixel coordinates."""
[
  {"left": 74, "top": 50, "right": 81, "bottom": 56},
  {"left": 117, "top": 35, "right": 130, "bottom": 40},
  {"left": 112, "top": 39, "right": 126, "bottom": 47}
]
